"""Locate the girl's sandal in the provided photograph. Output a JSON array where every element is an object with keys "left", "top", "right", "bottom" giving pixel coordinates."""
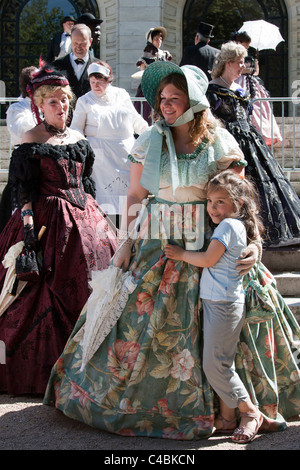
[
  {"left": 214, "top": 415, "right": 238, "bottom": 434},
  {"left": 232, "top": 411, "right": 263, "bottom": 444}
]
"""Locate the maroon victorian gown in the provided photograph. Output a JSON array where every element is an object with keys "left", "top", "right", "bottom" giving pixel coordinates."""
[{"left": 0, "top": 139, "right": 117, "bottom": 394}]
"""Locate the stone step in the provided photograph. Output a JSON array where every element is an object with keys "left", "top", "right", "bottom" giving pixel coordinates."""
[
  {"left": 273, "top": 148, "right": 300, "bottom": 159},
  {"left": 276, "top": 117, "right": 300, "bottom": 124},
  {"left": 262, "top": 245, "right": 300, "bottom": 272},
  {"left": 274, "top": 138, "right": 300, "bottom": 148},
  {"left": 0, "top": 170, "right": 8, "bottom": 181},
  {"left": 274, "top": 129, "right": 300, "bottom": 141},
  {"left": 285, "top": 181, "right": 300, "bottom": 195},
  {"left": 0, "top": 182, "right": 7, "bottom": 193},
  {"left": 273, "top": 272, "right": 300, "bottom": 296},
  {"left": 0, "top": 158, "right": 9, "bottom": 170},
  {"left": 273, "top": 155, "right": 300, "bottom": 170},
  {"left": 284, "top": 297, "right": 300, "bottom": 323},
  {"left": 283, "top": 170, "right": 300, "bottom": 179}
]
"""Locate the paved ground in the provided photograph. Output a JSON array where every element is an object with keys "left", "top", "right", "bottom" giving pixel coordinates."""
[{"left": 0, "top": 394, "right": 299, "bottom": 452}]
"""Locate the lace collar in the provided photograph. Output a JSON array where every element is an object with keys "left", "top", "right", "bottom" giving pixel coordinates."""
[
  {"left": 176, "top": 138, "right": 210, "bottom": 160},
  {"left": 90, "top": 88, "right": 111, "bottom": 103}
]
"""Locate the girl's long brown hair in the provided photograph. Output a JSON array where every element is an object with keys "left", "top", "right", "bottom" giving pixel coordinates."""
[{"left": 206, "top": 170, "right": 264, "bottom": 242}]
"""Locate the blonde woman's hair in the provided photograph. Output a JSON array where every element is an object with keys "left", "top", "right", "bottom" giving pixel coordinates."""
[
  {"left": 206, "top": 170, "right": 264, "bottom": 242},
  {"left": 211, "top": 41, "right": 247, "bottom": 79},
  {"left": 33, "top": 84, "right": 74, "bottom": 109},
  {"left": 154, "top": 73, "right": 217, "bottom": 145}
]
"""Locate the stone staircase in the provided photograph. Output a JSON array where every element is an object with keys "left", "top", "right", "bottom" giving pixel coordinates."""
[
  {"left": 273, "top": 117, "right": 300, "bottom": 197},
  {"left": 0, "top": 117, "right": 300, "bottom": 325},
  {"left": 269, "top": 117, "right": 300, "bottom": 325},
  {"left": 262, "top": 246, "right": 300, "bottom": 325}
]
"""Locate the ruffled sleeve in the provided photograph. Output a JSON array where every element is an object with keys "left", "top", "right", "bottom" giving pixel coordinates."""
[
  {"left": 128, "top": 126, "right": 152, "bottom": 164},
  {"left": 8, "top": 143, "right": 41, "bottom": 210},
  {"left": 158, "top": 125, "right": 246, "bottom": 190},
  {"left": 211, "top": 126, "right": 247, "bottom": 171}
]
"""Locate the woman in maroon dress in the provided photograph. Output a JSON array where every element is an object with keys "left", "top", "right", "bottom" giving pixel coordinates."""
[{"left": 0, "top": 63, "right": 117, "bottom": 395}]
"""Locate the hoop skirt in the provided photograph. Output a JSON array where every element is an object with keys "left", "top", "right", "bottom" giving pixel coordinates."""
[
  {"left": 0, "top": 140, "right": 116, "bottom": 394},
  {"left": 207, "top": 84, "right": 300, "bottom": 247},
  {"left": 44, "top": 131, "right": 300, "bottom": 440}
]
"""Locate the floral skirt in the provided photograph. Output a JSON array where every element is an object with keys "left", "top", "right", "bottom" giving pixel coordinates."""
[{"left": 44, "top": 199, "right": 300, "bottom": 440}]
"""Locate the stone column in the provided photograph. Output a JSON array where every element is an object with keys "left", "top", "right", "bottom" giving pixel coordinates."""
[{"left": 287, "top": 1, "right": 300, "bottom": 115}]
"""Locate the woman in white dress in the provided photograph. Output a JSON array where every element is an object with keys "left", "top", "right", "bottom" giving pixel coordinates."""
[
  {"left": 6, "top": 66, "right": 38, "bottom": 147},
  {"left": 70, "top": 61, "right": 148, "bottom": 226},
  {"left": 1, "top": 66, "right": 38, "bottom": 232}
]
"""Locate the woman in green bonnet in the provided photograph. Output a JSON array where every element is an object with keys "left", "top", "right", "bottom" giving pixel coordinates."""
[{"left": 44, "top": 61, "right": 300, "bottom": 441}]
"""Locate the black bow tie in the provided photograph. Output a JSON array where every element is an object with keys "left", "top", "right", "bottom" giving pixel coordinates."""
[
  {"left": 75, "top": 58, "right": 85, "bottom": 64},
  {"left": 65, "top": 33, "right": 71, "bottom": 37}
]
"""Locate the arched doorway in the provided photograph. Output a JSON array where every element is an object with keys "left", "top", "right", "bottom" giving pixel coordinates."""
[
  {"left": 0, "top": 0, "right": 100, "bottom": 99},
  {"left": 182, "top": 0, "right": 288, "bottom": 103}
]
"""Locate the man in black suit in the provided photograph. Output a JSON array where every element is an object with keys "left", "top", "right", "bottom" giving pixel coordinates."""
[
  {"left": 180, "top": 22, "right": 220, "bottom": 80},
  {"left": 53, "top": 23, "right": 98, "bottom": 100},
  {"left": 47, "top": 15, "right": 76, "bottom": 63}
]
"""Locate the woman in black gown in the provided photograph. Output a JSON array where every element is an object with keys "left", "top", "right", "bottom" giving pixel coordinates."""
[{"left": 207, "top": 41, "right": 300, "bottom": 247}]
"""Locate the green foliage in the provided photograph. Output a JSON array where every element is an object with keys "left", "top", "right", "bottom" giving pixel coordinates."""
[
  {"left": 21, "top": 4, "right": 60, "bottom": 40},
  {"left": 1, "top": 0, "right": 76, "bottom": 96},
  {"left": 19, "top": 0, "right": 71, "bottom": 58}
]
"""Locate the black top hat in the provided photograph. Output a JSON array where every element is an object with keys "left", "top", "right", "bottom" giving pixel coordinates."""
[
  {"left": 76, "top": 13, "right": 103, "bottom": 25},
  {"left": 61, "top": 15, "right": 76, "bottom": 25},
  {"left": 197, "top": 22, "right": 214, "bottom": 38}
]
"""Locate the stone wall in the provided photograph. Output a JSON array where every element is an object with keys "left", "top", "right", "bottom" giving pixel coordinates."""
[{"left": 289, "top": 0, "right": 300, "bottom": 109}]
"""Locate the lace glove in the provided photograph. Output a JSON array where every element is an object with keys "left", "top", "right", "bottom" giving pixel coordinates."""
[
  {"left": 24, "top": 223, "right": 39, "bottom": 251},
  {"left": 16, "top": 223, "right": 40, "bottom": 282},
  {"left": 113, "top": 230, "right": 134, "bottom": 271}
]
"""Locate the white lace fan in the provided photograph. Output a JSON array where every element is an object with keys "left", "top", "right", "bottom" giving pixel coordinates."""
[{"left": 80, "top": 265, "right": 137, "bottom": 371}]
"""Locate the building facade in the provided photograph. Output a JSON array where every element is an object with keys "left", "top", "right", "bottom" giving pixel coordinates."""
[
  {"left": 99, "top": 0, "right": 298, "bottom": 100},
  {"left": 0, "top": 0, "right": 299, "bottom": 101}
]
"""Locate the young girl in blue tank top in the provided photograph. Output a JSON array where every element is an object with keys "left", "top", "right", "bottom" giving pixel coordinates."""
[{"left": 165, "top": 170, "right": 265, "bottom": 444}]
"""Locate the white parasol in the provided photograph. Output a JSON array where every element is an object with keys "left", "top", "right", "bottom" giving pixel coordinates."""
[
  {"left": 131, "top": 70, "right": 144, "bottom": 79},
  {"left": 238, "top": 20, "right": 284, "bottom": 51}
]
